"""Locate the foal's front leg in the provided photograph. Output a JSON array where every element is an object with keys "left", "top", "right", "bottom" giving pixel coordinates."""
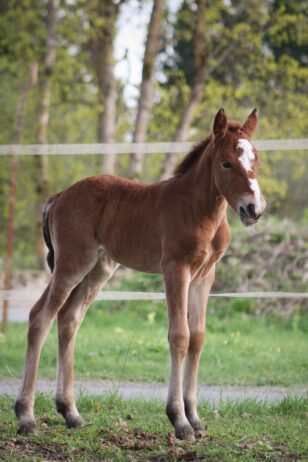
[
  {"left": 183, "top": 267, "right": 215, "bottom": 438},
  {"left": 163, "top": 262, "right": 195, "bottom": 440}
]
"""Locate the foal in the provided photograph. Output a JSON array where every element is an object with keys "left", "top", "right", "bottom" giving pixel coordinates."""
[{"left": 15, "top": 108, "right": 266, "bottom": 440}]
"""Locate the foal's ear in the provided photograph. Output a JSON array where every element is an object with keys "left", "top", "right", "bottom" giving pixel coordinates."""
[
  {"left": 242, "top": 108, "right": 258, "bottom": 138},
  {"left": 213, "top": 108, "right": 228, "bottom": 138}
]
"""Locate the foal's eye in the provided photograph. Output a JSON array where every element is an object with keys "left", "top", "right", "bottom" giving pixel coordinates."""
[{"left": 222, "top": 161, "right": 232, "bottom": 169}]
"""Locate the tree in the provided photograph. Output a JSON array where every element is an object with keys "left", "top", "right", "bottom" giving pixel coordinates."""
[
  {"left": 160, "top": 0, "right": 206, "bottom": 179},
  {"left": 0, "top": 0, "right": 308, "bottom": 275},
  {"left": 266, "top": 0, "right": 307, "bottom": 65},
  {"left": 128, "top": 0, "right": 164, "bottom": 180},
  {"left": 89, "top": 0, "right": 121, "bottom": 174},
  {"left": 158, "top": 0, "right": 270, "bottom": 179},
  {"left": 2, "top": 62, "right": 38, "bottom": 331},
  {"left": 34, "top": 0, "right": 59, "bottom": 269}
]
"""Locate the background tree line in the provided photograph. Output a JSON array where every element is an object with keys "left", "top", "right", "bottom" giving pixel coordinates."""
[{"left": 0, "top": 0, "right": 307, "bottom": 270}]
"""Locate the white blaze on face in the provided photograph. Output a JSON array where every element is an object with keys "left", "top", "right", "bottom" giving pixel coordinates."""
[
  {"left": 238, "top": 139, "right": 255, "bottom": 172},
  {"left": 238, "top": 139, "right": 264, "bottom": 216},
  {"left": 249, "top": 178, "right": 262, "bottom": 214}
]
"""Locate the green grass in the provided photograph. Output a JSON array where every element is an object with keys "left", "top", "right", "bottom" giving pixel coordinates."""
[
  {"left": 0, "top": 394, "right": 307, "bottom": 461},
  {"left": 0, "top": 299, "right": 307, "bottom": 386}
]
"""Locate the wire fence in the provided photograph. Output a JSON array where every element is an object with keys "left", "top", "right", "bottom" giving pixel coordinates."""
[
  {"left": 0, "top": 139, "right": 308, "bottom": 156},
  {"left": 1, "top": 139, "right": 308, "bottom": 306},
  {"left": 0, "top": 290, "right": 307, "bottom": 304}
]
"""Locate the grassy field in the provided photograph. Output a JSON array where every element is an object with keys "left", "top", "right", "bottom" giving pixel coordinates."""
[
  {"left": 1, "top": 268, "right": 307, "bottom": 461},
  {"left": 0, "top": 394, "right": 307, "bottom": 461},
  {"left": 0, "top": 298, "right": 307, "bottom": 386}
]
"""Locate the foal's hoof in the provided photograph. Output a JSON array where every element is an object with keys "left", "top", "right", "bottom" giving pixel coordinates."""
[
  {"left": 189, "top": 421, "right": 206, "bottom": 438},
  {"left": 56, "top": 398, "right": 84, "bottom": 429},
  {"left": 175, "top": 424, "right": 195, "bottom": 441},
  {"left": 194, "top": 426, "right": 206, "bottom": 439},
  {"left": 17, "top": 422, "right": 38, "bottom": 436},
  {"left": 66, "top": 415, "right": 84, "bottom": 429}
]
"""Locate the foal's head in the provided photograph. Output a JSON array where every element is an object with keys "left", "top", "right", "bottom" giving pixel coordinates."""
[{"left": 211, "top": 108, "right": 266, "bottom": 226}]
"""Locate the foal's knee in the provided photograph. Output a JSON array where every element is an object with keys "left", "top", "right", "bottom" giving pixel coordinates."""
[
  {"left": 168, "top": 329, "right": 190, "bottom": 357},
  {"left": 28, "top": 308, "right": 52, "bottom": 346},
  {"left": 48, "top": 284, "right": 72, "bottom": 309},
  {"left": 58, "top": 316, "right": 79, "bottom": 341},
  {"left": 188, "top": 330, "right": 205, "bottom": 354}
]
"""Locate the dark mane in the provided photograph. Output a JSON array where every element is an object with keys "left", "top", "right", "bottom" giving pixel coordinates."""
[
  {"left": 173, "top": 137, "right": 211, "bottom": 177},
  {"left": 173, "top": 120, "right": 243, "bottom": 177}
]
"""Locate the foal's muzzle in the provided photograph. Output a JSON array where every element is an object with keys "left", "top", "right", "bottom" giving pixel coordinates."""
[
  {"left": 239, "top": 202, "right": 265, "bottom": 226},
  {"left": 238, "top": 195, "right": 266, "bottom": 227}
]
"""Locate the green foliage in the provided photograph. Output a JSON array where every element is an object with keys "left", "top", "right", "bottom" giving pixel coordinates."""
[
  {"left": 113, "top": 218, "right": 308, "bottom": 318},
  {"left": 0, "top": 0, "right": 46, "bottom": 71},
  {"left": 156, "top": 0, "right": 308, "bottom": 208},
  {"left": 0, "top": 0, "right": 308, "bottom": 270}
]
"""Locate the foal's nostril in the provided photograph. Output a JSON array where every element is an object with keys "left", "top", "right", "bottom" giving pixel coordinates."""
[{"left": 247, "top": 203, "right": 256, "bottom": 218}]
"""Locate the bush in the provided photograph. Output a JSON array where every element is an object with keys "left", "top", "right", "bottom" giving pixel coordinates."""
[{"left": 115, "top": 218, "right": 307, "bottom": 318}]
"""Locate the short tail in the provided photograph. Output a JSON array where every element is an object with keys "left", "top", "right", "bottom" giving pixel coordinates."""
[{"left": 42, "top": 195, "right": 58, "bottom": 272}]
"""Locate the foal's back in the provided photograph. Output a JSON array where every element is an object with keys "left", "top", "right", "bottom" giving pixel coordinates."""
[{"left": 49, "top": 175, "right": 166, "bottom": 273}]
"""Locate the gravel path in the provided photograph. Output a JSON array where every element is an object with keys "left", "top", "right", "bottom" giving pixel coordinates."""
[{"left": 1, "top": 379, "right": 306, "bottom": 404}]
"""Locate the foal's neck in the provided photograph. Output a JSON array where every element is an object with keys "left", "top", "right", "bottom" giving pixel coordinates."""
[{"left": 180, "top": 141, "right": 227, "bottom": 225}]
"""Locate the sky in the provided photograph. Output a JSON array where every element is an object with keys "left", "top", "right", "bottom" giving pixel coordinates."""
[{"left": 114, "top": 0, "right": 181, "bottom": 106}]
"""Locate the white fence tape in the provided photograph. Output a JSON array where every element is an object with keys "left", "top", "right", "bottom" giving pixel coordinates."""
[
  {"left": 0, "top": 139, "right": 308, "bottom": 156},
  {"left": 0, "top": 290, "right": 307, "bottom": 304}
]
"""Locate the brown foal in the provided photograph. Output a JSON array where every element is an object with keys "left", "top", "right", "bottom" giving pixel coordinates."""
[{"left": 15, "top": 108, "right": 266, "bottom": 440}]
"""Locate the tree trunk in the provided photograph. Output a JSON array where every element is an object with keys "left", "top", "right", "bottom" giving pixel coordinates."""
[
  {"left": 160, "top": 0, "right": 206, "bottom": 180},
  {"left": 34, "top": 0, "right": 59, "bottom": 269},
  {"left": 2, "top": 62, "right": 38, "bottom": 332},
  {"left": 90, "top": 1, "right": 119, "bottom": 174},
  {"left": 97, "top": 41, "right": 117, "bottom": 174},
  {"left": 128, "top": 0, "right": 164, "bottom": 180}
]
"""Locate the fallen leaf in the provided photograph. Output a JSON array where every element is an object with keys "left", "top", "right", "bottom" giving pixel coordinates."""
[
  {"left": 117, "top": 418, "right": 128, "bottom": 431},
  {"left": 167, "top": 432, "right": 176, "bottom": 446},
  {"left": 241, "top": 412, "right": 252, "bottom": 419}
]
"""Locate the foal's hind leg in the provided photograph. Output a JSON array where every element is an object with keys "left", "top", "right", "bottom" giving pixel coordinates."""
[
  {"left": 15, "top": 252, "right": 98, "bottom": 435},
  {"left": 183, "top": 267, "right": 215, "bottom": 438},
  {"left": 15, "top": 279, "right": 76, "bottom": 434},
  {"left": 56, "top": 257, "right": 118, "bottom": 429}
]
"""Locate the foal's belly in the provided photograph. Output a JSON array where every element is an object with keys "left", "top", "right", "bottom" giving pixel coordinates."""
[
  {"left": 101, "top": 222, "right": 163, "bottom": 274},
  {"left": 109, "top": 251, "right": 162, "bottom": 274}
]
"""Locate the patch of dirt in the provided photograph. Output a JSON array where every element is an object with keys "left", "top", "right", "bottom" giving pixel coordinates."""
[
  {"left": 99, "top": 427, "right": 205, "bottom": 461},
  {"left": 99, "top": 427, "right": 162, "bottom": 451},
  {"left": 147, "top": 448, "right": 203, "bottom": 462},
  {"left": 233, "top": 438, "right": 302, "bottom": 462},
  {"left": 0, "top": 428, "right": 303, "bottom": 462},
  {"left": 0, "top": 438, "right": 68, "bottom": 461}
]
